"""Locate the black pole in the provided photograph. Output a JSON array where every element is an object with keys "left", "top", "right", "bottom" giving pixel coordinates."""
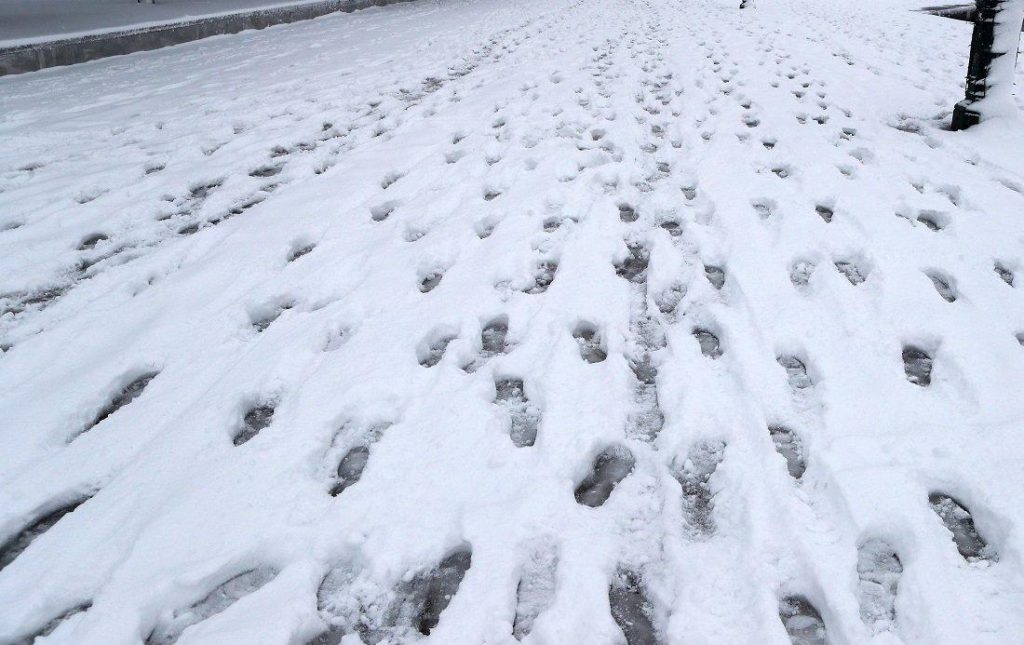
[{"left": 952, "top": 0, "right": 1024, "bottom": 130}]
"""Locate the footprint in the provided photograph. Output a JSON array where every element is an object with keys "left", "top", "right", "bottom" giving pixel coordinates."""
[
  {"left": 233, "top": 403, "right": 275, "bottom": 446},
  {"left": 16, "top": 603, "right": 91, "bottom": 643},
  {"left": 288, "top": 243, "right": 315, "bottom": 263},
  {"left": 513, "top": 542, "right": 559, "bottom": 640},
  {"left": 249, "top": 164, "right": 284, "bottom": 178},
  {"left": 445, "top": 150, "right": 467, "bottom": 164},
  {"left": 615, "top": 243, "right": 650, "bottom": 283},
  {"left": 925, "top": 271, "right": 957, "bottom": 302},
  {"left": 463, "top": 316, "right": 509, "bottom": 372},
  {"left": 419, "top": 269, "right": 444, "bottom": 293},
  {"left": 524, "top": 260, "right": 558, "bottom": 294},
  {"left": 608, "top": 569, "right": 660, "bottom": 645},
  {"left": 693, "top": 328, "right": 722, "bottom": 359},
  {"left": 790, "top": 261, "right": 815, "bottom": 288},
  {"left": 494, "top": 377, "right": 541, "bottom": 448},
  {"left": 575, "top": 446, "right": 635, "bottom": 507},
  {"left": 474, "top": 214, "right": 502, "bottom": 239},
  {"left": 929, "top": 493, "right": 995, "bottom": 561},
  {"left": 78, "top": 233, "right": 109, "bottom": 250},
  {"left": 673, "top": 440, "right": 726, "bottom": 538},
  {"left": 778, "top": 595, "right": 826, "bottom": 645},
  {"left": 902, "top": 346, "right": 932, "bottom": 387},
  {"left": 542, "top": 217, "right": 563, "bottom": 232},
  {"left": 655, "top": 284, "right": 686, "bottom": 316},
  {"left": 482, "top": 315, "right": 509, "bottom": 350},
  {"left": 418, "top": 329, "right": 457, "bottom": 368},
  {"left": 70, "top": 372, "right": 159, "bottom": 442},
  {"left": 752, "top": 199, "right": 774, "bottom": 219},
  {"left": 0, "top": 495, "right": 93, "bottom": 571},
  {"left": 251, "top": 301, "right": 293, "bottom": 333},
  {"left": 572, "top": 323, "right": 607, "bottom": 363},
  {"left": 815, "top": 204, "right": 833, "bottom": 223},
  {"left": 769, "top": 425, "right": 806, "bottom": 479},
  {"left": 916, "top": 211, "right": 948, "bottom": 231},
  {"left": 329, "top": 446, "right": 370, "bottom": 496},
  {"left": 994, "top": 262, "right": 1014, "bottom": 287},
  {"left": 399, "top": 549, "right": 473, "bottom": 636},
  {"left": 704, "top": 265, "right": 726, "bottom": 290},
  {"left": 857, "top": 539, "right": 902, "bottom": 633},
  {"left": 659, "top": 220, "right": 682, "bottom": 237},
  {"left": 370, "top": 201, "right": 399, "bottom": 222},
  {"left": 834, "top": 260, "right": 866, "bottom": 285},
  {"left": 177, "top": 222, "right": 201, "bottom": 237},
  {"left": 777, "top": 355, "right": 812, "bottom": 389},
  {"left": 380, "top": 171, "right": 405, "bottom": 190},
  {"left": 619, "top": 203, "right": 639, "bottom": 223},
  {"left": 146, "top": 567, "right": 279, "bottom": 645}
]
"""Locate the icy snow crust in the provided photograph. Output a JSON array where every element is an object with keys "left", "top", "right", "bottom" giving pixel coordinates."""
[{"left": 1, "top": 0, "right": 1024, "bottom": 642}]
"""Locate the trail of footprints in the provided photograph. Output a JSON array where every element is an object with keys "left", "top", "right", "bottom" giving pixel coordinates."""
[
  {"left": 4, "top": 1, "right": 1023, "bottom": 643},
  {"left": 11, "top": 312, "right": 977, "bottom": 644}
]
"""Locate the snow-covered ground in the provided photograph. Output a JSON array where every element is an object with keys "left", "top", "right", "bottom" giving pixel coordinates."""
[
  {"left": 1, "top": 0, "right": 1023, "bottom": 643},
  {"left": 0, "top": 0, "right": 332, "bottom": 45}
]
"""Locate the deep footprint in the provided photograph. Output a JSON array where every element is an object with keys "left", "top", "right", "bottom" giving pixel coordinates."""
[
  {"left": 419, "top": 332, "right": 456, "bottom": 368},
  {"left": 251, "top": 303, "right": 293, "bottom": 333},
  {"left": 902, "top": 346, "right": 932, "bottom": 386},
  {"left": 405, "top": 549, "right": 474, "bottom": 636},
  {"left": 704, "top": 265, "right": 725, "bottom": 290},
  {"left": 778, "top": 595, "right": 827, "bottom": 645},
  {"left": 233, "top": 403, "right": 275, "bottom": 446},
  {"left": 693, "top": 328, "right": 722, "bottom": 359},
  {"left": 835, "top": 261, "right": 866, "bottom": 285},
  {"left": 329, "top": 446, "right": 370, "bottom": 496},
  {"left": 494, "top": 377, "right": 541, "bottom": 447},
  {"left": 929, "top": 493, "right": 995, "bottom": 561},
  {"left": 575, "top": 446, "right": 635, "bottom": 507},
  {"left": 464, "top": 316, "right": 509, "bottom": 372},
  {"left": 769, "top": 425, "right": 806, "bottom": 479},
  {"left": 288, "top": 243, "right": 315, "bottom": 262},
  {"left": 994, "top": 263, "right": 1014, "bottom": 287},
  {"left": 926, "top": 272, "right": 956, "bottom": 302},
  {"left": 674, "top": 439, "right": 726, "bottom": 538},
  {"left": 14, "top": 602, "right": 91, "bottom": 643},
  {"left": 618, "top": 203, "right": 639, "bottom": 223},
  {"left": 71, "top": 372, "right": 159, "bottom": 441},
  {"left": 419, "top": 271, "right": 444, "bottom": 293},
  {"left": 525, "top": 261, "right": 558, "bottom": 294},
  {"left": 777, "top": 355, "right": 812, "bottom": 389},
  {"left": 512, "top": 542, "right": 559, "bottom": 640},
  {"left": 615, "top": 243, "right": 650, "bottom": 283},
  {"left": 608, "top": 569, "right": 660, "bottom": 645},
  {"left": 146, "top": 567, "right": 279, "bottom": 645},
  {"left": 857, "top": 538, "right": 902, "bottom": 633},
  {"left": 572, "top": 323, "right": 607, "bottom": 363},
  {"left": 0, "top": 495, "right": 93, "bottom": 571}
]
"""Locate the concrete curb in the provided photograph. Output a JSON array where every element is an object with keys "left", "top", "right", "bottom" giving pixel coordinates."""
[{"left": 0, "top": 0, "right": 416, "bottom": 77}]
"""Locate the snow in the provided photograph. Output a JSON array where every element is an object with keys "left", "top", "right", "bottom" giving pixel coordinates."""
[{"left": 1, "top": 0, "right": 1024, "bottom": 642}]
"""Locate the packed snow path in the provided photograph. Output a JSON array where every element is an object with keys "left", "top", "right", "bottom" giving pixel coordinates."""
[{"left": 2, "top": 0, "right": 1024, "bottom": 642}]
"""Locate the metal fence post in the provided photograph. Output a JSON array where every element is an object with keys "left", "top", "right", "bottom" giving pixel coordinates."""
[{"left": 952, "top": 0, "right": 1024, "bottom": 130}]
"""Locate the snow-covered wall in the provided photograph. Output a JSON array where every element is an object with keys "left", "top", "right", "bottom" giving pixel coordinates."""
[{"left": 0, "top": 0, "right": 416, "bottom": 76}]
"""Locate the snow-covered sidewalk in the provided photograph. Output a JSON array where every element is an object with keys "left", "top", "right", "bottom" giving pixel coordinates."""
[{"left": 1, "top": 0, "right": 1023, "bottom": 643}]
